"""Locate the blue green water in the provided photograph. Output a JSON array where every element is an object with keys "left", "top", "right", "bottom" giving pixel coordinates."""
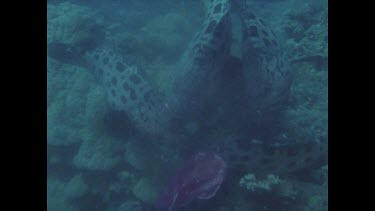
[{"left": 47, "top": 0, "right": 327, "bottom": 210}]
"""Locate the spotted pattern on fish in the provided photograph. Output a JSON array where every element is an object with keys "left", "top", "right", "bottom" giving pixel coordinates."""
[{"left": 85, "top": 44, "right": 171, "bottom": 135}]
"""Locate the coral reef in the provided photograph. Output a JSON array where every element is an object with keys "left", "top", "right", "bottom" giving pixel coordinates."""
[
  {"left": 123, "top": 141, "right": 148, "bottom": 171},
  {"left": 279, "top": 3, "right": 328, "bottom": 144},
  {"left": 239, "top": 173, "right": 299, "bottom": 200},
  {"left": 131, "top": 177, "right": 158, "bottom": 204},
  {"left": 65, "top": 174, "right": 89, "bottom": 198},
  {"left": 110, "top": 11, "right": 202, "bottom": 64},
  {"left": 282, "top": 2, "right": 328, "bottom": 69},
  {"left": 47, "top": 2, "right": 105, "bottom": 62},
  {"left": 282, "top": 63, "right": 328, "bottom": 143},
  {"left": 116, "top": 200, "right": 142, "bottom": 211},
  {"left": 47, "top": 61, "right": 107, "bottom": 147},
  {"left": 240, "top": 173, "right": 281, "bottom": 192},
  {"left": 47, "top": 174, "right": 89, "bottom": 211},
  {"left": 140, "top": 12, "right": 201, "bottom": 62},
  {"left": 238, "top": 172, "right": 327, "bottom": 211},
  {"left": 304, "top": 165, "right": 328, "bottom": 210},
  {"left": 110, "top": 11, "right": 203, "bottom": 90},
  {"left": 73, "top": 134, "right": 124, "bottom": 171},
  {"left": 106, "top": 171, "right": 136, "bottom": 197}
]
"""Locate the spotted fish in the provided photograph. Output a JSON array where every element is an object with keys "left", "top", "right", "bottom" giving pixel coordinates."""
[
  {"left": 48, "top": 0, "right": 326, "bottom": 183},
  {"left": 84, "top": 43, "right": 172, "bottom": 135},
  {"left": 84, "top": 0, "right": 235, "bottom": 136},
  {"left": 48, "top": 0, "right": 293, "bottom": 139}
]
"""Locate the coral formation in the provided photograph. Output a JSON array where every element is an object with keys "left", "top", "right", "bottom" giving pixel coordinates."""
[
  {"left": 116, "top": 200, "right": 142, "bottom": 211},
  {"left": 240, "top": 173, "right": 281, "bottom": 192},
  {"left": 64, "top": 174, "right": 89, "bottom": 198},
  {"left": 47, "top": 174, "right": 89, "bottom": 211},
  {"left": 123, "top": 141, "right": 148, "bottom": 171},
  {"left": 131, "top": 177, "right": 158, "bottom": 204},
  {"left": 282, "top": 64, "right": 328, "bottom": 143},
  {"left": 278, "top": 2, "right": 328, "bottom": 147},
  {"left": 140, "top": 12, "right": 201, "bottom": 63},
  {"left": 73, "top": 134, "right": 124, "bottom": 171},
  {"left": 300, "top": 165, "right": 328, "bottom": 210},
  {"left": 282, "top": 2, "right": 328, "bottom": 69},
  {"left": 47, "top": 2, "right": 105, "bottom": 58},
  {"left": 47, "top": 62, "right": 107, "bottom": 147},
  {"left": 110, "top": 11, "right": 203, "bottom": 90}
]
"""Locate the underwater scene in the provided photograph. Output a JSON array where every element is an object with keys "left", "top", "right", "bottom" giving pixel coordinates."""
[{"left": 47, "top": 0, "right": 328, "bottom": 210}]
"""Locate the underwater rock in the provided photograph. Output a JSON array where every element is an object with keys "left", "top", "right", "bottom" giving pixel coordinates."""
[
  {"left": 64, "top": 174, "right": 89, "bottom": 199},
  {"left": 118, "top": 170, "right": 137, "bottom": 184},
  {"left": 123, "top": 143, "right": 146, "bottom": 171},
  {"left": 240, "top": 172, "right": 301, "bottom": 200},
  {"left": 48, "top": 42, "right": 82, "bottom": 65},
  {"left": 208, "top": 133, "right": 327, "bottom": 183},
  {"left": 282, "top": 2, "right": 328, "bottom": 68},
  {"left": 240, "top": 173, "right": 281, "bottom": 193},
  {"left": 304, "top": 181, "right": 328, "bottom": 211},
  {"left": 305, "top": 165, "right": 328, "bottom": 211},
  {"left": 47, "top": 2, "right": 105, "bottom": 58},
  {"left": 139, "top": 12, "right": 202, "bottom": 63},
  {"left": 47, "top": 65, "right": 107, "bottom": 147},
  {"left": 282, "top": 63, "right": 327, "bottom": 144},
  {"left": 47, "top": 153, "right": 61, "bottom": 165},
  {"left": 111, "top": 32, "right": 142, "bottom": 66},
  {"left": 155, "top": 152, "right": 227, "bottom": 211},
  {"left": 116, "top": 200, "right": 142, "bottom": 211},
  {"left": 110, "top": 11, "right": 201, "bottom": 68},
  {"left": 131, "top": 177, "right": 158, "bottom": 205},
  {"left": 47, "top": 175, "right": 88, "bottom": 211},
  {"left": 111, "top": 170, "right": 137, "bottom": 195},
  {"left": 73, "top": 134, "right": 123, "bottom": 171},
  {"left": 123, "top": 141, "right": 163, "bottom": 172}
]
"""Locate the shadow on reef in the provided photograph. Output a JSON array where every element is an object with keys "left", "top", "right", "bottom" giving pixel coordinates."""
[
  {"left": 103, "top": 109, "right": 138, "bottom": 140},
  {"left": 48, "top": 42, "right": 83, "bottom": 65},
  {"left": 47, "top": 145, "right": 79, "bottom": 180},
  {"left": 70, "top": 192, "right": 107, "bottom": 211}
]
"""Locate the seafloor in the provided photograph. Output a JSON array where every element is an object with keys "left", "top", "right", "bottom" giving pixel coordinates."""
[{"left": 47, "top": 0, "right": 328, "bottom": 211}]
